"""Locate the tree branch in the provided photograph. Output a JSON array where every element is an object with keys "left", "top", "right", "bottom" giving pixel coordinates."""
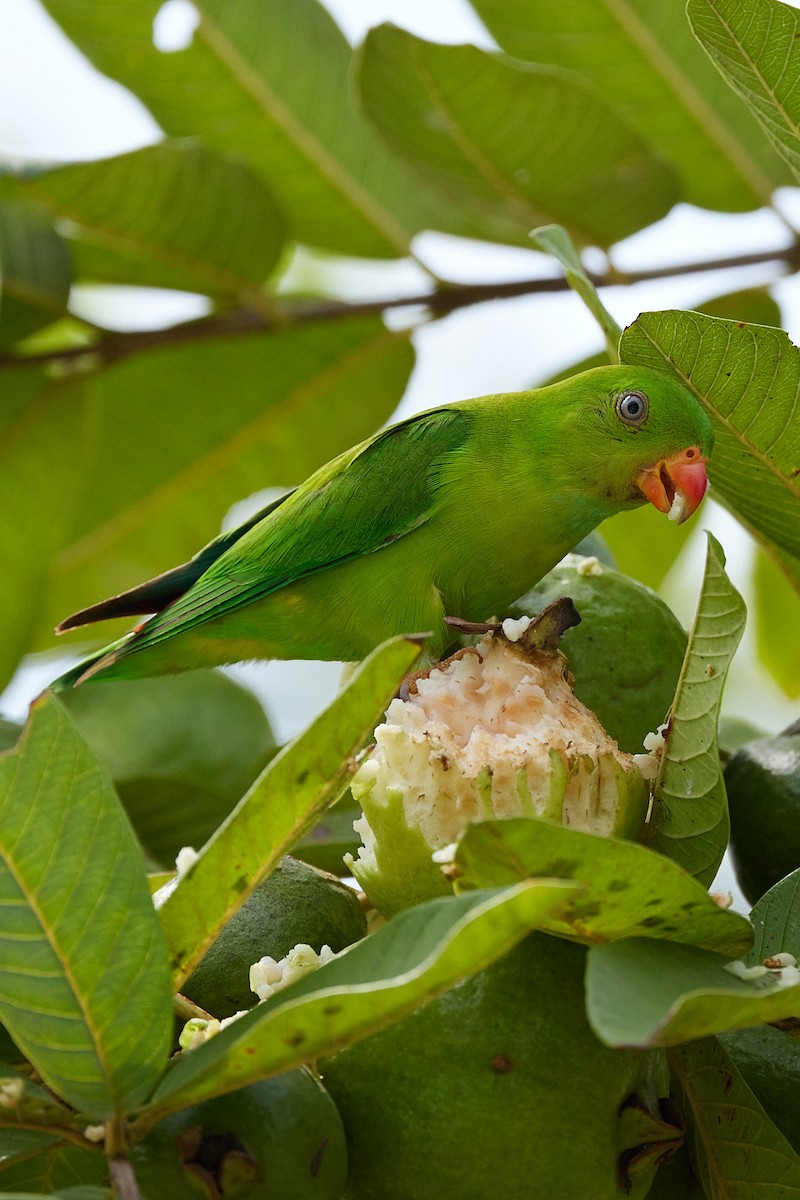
[{"left": 4, "top": 243, "right": 798, "bottom": 369}]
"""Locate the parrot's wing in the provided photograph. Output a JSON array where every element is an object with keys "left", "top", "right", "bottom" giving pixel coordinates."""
[
  {"left": 56, "top": 489, "right": 295, "bottom": 631},
  {"left": 96, "top": 406, "right": 472, "bottom": 655}
]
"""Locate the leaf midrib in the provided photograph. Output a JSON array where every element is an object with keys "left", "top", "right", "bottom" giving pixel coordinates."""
[
  {"left": 20, "top": 187, "right": 270, "bottom": 309},
  {"left": 638, "top": 320, "right": 800, "bottom": 499},
  {"left": 604, "top": 0, "right": 775, "bottom": 205},
  {"left": 197, "top": 10, "right": 411, "bottom": 256},
  {"left": 0, "top": 735, "right": 117, "bottom": 1112},
  {"left": 699, "top": 0, "right": 800, "bottom": 167},
  {"left": 408, "top": 39, "right": 567, "bottom": 233}
]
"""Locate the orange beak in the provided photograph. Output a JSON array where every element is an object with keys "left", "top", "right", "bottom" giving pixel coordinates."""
[{"left": 635, "top": 447, "right": 708, "bottom": 525}]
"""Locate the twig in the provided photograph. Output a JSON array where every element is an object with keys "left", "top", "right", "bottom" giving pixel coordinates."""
[{"left": 2, "top": 242, "right": 798, "bottom": 370}]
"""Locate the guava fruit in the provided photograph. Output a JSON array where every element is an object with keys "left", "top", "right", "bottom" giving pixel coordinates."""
[
  {"left": 131, "top": 1070, "right": 346, "bottom": 1199},
  {"left": 724, "top": 729, "right": 800, "bottom": 903},
  {"left": 510, "top": 555, "right": 687, "bottom": 754},
  {"left": 321, "top": 931, "right": 673, "bottom": 1200},
  {"left": 348, "top": 631, "right": 648, "bottom": 915},
  {"left": 182, "top": 856, "right": 366, "bottom": 1017},
  {"left": 719, "top": 1024, "right": 800, "bottom": 1152}
]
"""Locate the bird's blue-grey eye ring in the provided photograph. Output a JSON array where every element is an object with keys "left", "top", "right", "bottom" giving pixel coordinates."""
[{"left": 616, "top": 390, "right": 649, "bottom": 426}]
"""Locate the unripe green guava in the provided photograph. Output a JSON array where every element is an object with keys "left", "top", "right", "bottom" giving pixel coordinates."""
[
  {"left": 131, "top": 1070, "right": 347, "bottom": 1200},
  {"left": 182, "top": 856, "right": 366, "bottom": 1017},
  {"left": 322, "top": 932, "right": 671, "bottom": 1200},
  {"left": 725, "top": 732, "right": 800, "bottom": 903}
]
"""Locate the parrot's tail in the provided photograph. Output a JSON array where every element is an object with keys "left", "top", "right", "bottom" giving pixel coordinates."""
[{"left": 49, "top": 636, "right": 132, "bottom": 690}]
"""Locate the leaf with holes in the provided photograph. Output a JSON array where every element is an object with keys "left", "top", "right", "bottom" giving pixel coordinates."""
[{"left": 356, "top": 24, "right": 678, "bottom": 248}]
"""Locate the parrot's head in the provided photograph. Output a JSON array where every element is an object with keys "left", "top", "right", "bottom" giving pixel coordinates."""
[{"left": 570, "top": 365, "right": 714, "bottom": 525}]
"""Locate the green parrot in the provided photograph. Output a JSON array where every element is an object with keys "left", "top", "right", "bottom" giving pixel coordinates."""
[{"left": 52, "top": 365, "right": 712, "bottom": 689}]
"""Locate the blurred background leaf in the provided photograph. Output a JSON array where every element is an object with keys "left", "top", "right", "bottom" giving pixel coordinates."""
[
  {"left": 40, "top": 0, "right": 448, "bottom": 257},
  {"left": 0, "top": 200, "right": 72, "bottom": 348},
  {"left": 0, "top": 141, "right": 285, "bottom": 303},
  {"left": 357, "top": 24, "right": 678, "bottom": 247},
  {"left": 471, "top": 0, "right": 792, "bottom": 210},
  {"left": 60, "top": 669, "right": 276, "bottom": 869},
  {"left": 0, "top": 317, "right": 412, "bottom": 675}
]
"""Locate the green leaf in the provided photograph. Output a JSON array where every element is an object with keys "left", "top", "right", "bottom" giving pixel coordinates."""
[
  {"left": 748, "top": 867, "right": 800, "bottom": 963},
  {"left": 34, "top": 316, "right": 413, "bottom": 657},
  {"left": 454, "top": 817, "right": 752, "bottom": 954},
  {"left": 0, "top": 368, "right": 86, "bottom": 692},
  {"left": 139, "top": 881, "right": 577, "bottom": 1124},
  {"left": 0, "top": 1067, "right": 88, "bottom": 1135},
  {"left": 699, "top": 287, "right": 782, "bottom": 327},
  {"left": 689, "top": 0, "right": 800, "bottom": 185},
  {"left": 59, "top": 670, "right": 275, "bottom": 868},
  {"left": 581, "top": 289, "right": 783, "bottom": 592},
  {"left": 159, "top": 636, "right": 421, "bottom": 986},
  {"left": 719, "top": 1023, "right": 800, "bottom": 1155},
  {"left": 0, "top": 1191, "right": 110, "bottom": 1200},
  {"left": 670, "top": 1037, "right": 800, "bottom": 1195},
  {"left": 0, "top": 202, "right": 72, "bottom": 350},
  {"left": 0, "top": 720, "right": 21, "bottom": 753},
  {"left": 647, "top": 534, "right": 746, "bottom": 884},
  {"left": 620, "top": 310, "right": 800, "bottom": 561},
  {"left": 754, "top": 545, "right": 800, "bottom": 696},
  {"left": 40, "top": 0, "right": 438, "bottom": 258},
  {"left": 0, "top": 1144, "right": 107, "bottom": 1196},
  {"left": 357, "top": 25, "right": 678, "bottom": 249},
  {"left": 586, "top": 937, "right": 800, "bottom": 1048},
  {"left": 1, "top": 143, "right": 284, "bottom": 304},
  {"left": 0, "top": 694, "right": 172, "bottom": 1117},
  {"left": 471, "top": 0, "right": 791, "bottom": 210},
  {"left": 529, "top": 224, "right": 621, "bottom": 358}
]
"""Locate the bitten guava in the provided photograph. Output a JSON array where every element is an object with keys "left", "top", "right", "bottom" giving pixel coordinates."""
[
  {"left": 348, "top": 631, "right": 648, "bottom": 915},
  {"left": 510, "top": 555, "right": 687, "bottom": 754}
]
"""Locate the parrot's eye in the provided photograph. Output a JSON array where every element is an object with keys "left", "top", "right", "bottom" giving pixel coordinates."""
[{"left": 616, "top": 390, "right": 649, "bottom": 426}]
